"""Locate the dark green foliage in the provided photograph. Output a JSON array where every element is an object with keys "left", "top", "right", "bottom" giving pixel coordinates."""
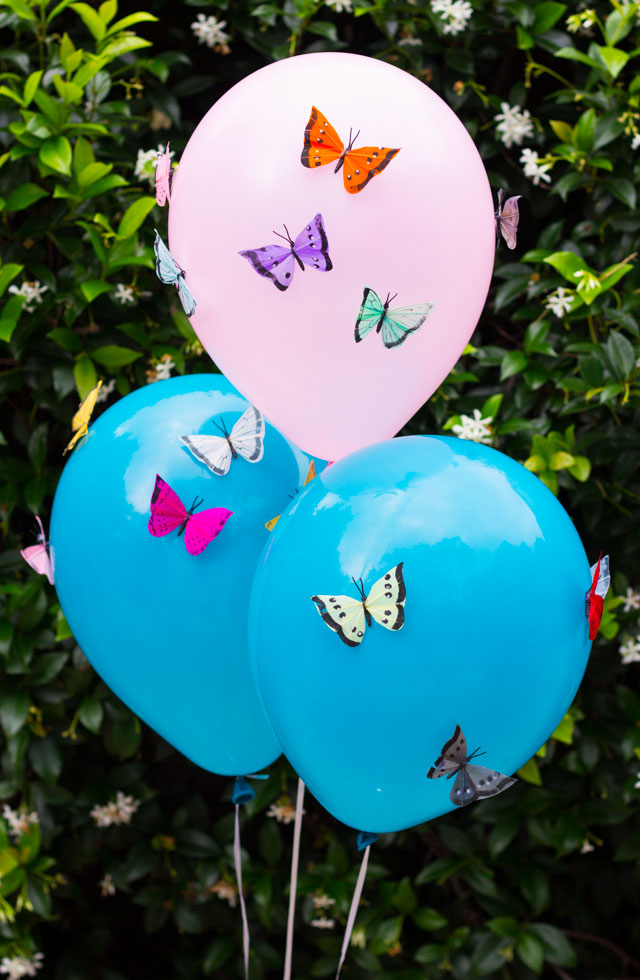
[{"left": 1, "top": 0, "right": 639, "bottom": 976}]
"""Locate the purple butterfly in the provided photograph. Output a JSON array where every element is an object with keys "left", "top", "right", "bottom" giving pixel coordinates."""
[
  {"left": 238, "top": 213, "right": 332, "bottom": 291},
  {"left": 495, "top": 189, "right": 521, "bottom": 250}
]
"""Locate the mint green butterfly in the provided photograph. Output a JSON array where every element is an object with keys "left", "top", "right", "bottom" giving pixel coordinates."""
[{"left": 354, "top": 287, "right": 434, "bottom": 349}]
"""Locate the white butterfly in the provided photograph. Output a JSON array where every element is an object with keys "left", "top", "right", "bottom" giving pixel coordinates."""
[
  {"left": 180, "top": 405, "right": 265, "bottom": 476},
  {"left": 311, "top": 564, "right": 406, "bottom": 647}
]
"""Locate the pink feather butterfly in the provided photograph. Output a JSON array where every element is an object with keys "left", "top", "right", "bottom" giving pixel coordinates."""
[
  {"left": 495, "top": 189, "right": 521, "bottom": 250},
  {"left": 21, "top": 516, "right": 54, "bottom": 585},
  {"left": 148, "top": 475, "right": 232, "bottom": 556},
  {"left": 155, "top": 143, "right": 174, "bottom": 207}
]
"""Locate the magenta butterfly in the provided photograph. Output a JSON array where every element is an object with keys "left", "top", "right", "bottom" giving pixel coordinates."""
[
  {"left": 20, "top": 516, "right": 54, "bottom": 585},
  {"left": 155, "top": 143, "right": 174, "bottom": 207},
  {"left": 238, "top": 213, "right": 332, "bottom": 291},
  {"left": 148, "top": 475, "right": 232, "bottom": 556}
]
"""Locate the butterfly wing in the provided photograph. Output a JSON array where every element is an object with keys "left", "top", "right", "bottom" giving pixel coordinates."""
[
  {"left": 380, "top": 302, "right": 435, "bottom": 350},
  {"left": 176, "top": 276, "right": 197, "bottom": 317},
  {"left": 466, "top": 764, "right": 517, "bottom": 800},
  {"left": 21, "top": 543, "right": 54, "bottom": 585},
  {"left": 292, "top": 214, "right": 333, "bottom": 272},
  {"left": 310, "top": 594, "right": 367, "bottom": 647},
  {"left": 154, "top": 230, "right": 180, "bottom": 285},
  {"left": 183, "top": 507, "right": 232, "bottom": 556},
  {"left": 304, "top": 460, "right": 316, "bottom": 485},
  {"left": 155, "top": 144, "right": 172, "bottom": 206},
  {"left": 450, "top": 766, "right": 479, "bottom": 806},
  {"left": 229, "top": 405, "right": 265, "bottom": 463},
  {"left": 496, "top": 191, "right": 520, "bottom": 250},
  {"left": 148, "top": 475, "right": 187, "bottom": 537},
  {"left": 593, "top": 553, "right": 610, "bottom": 599},
  {"left": 179, "top": 434, "right": 232, "bottom": 476},
  {"left": 427, "top": 724, "right": 467, "bottom": 779},
  {"left": 586, "top": 553, "right": 610, "bottom": 639},
  {"left": 342, "top": 145, "right": 400, "bottom": 194},
  {"left": 63, "top": 380, "right": 102, "bottom": 454},
  {"left": 301, "top": 106, "right": 344, "bottom": 169},
  {"left": 265, "top": 514, "right": 280, "bottom": 532},
  {"left": 354, "top": 288, "right": 385, "bottom": 343},
  {"left": 238, "top": 244, "right": 297, "bottom": 291},
  {"left": 364, "top": 563, "right": 406, "bottom": 631}
]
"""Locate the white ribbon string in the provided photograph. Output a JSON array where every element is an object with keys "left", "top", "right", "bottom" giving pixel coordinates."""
[
  {"left": 283, "top": 778, "right": 306, "bottom": 980},
  {"left": 335, "top": 844, "right": 371, "bottom": 980},
  {"left": 234, "top": 803, "right": 251, "bottom": 980}
]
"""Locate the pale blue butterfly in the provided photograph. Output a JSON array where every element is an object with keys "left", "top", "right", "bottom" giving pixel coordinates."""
[{"left": 153, "top": 230, "right": 197, "bottom": 317}]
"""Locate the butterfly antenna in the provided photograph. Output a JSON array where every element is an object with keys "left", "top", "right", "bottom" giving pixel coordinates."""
[
  {"left": 389, "top": 291, "right": 398, "bottom": 305},
  {"left": 273, "top": 229, "right": 290, "bottom": 243},
  {"left": 190, "top": 495, "right": 204, "bottom": 514},
  {"left": 467, "top": 747, "right": 486, "bottom": 762},
  {"left": 213, "top": 419, "right": 226, "bottom": 435}
]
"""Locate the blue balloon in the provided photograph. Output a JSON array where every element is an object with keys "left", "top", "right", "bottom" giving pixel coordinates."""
[
  {"left": 249, "top": 436, "right": 592, "bottom": 832},
  {"left": 50, "top": 374, "right": 313, "bottom": 775}
]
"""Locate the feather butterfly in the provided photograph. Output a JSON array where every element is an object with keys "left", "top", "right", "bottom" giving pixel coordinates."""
[
  {"left": 427, "top": 725, "right": 516, "bottom": 807},
  {"left": 239, "top": 214, "right": 332, "bottom": 292},
  {"left": 153, "top": 230, "right": 197, "bottom": 317},
  {"left": 301, "top": 106, "right": 400, "bottom": 194},
  {"left": 585, "top": 552, "right": 610, "bottom": 640},
  {"left": 155, "top": 143, "right": 174, "bottom": 207},
  {"left": 20, "top": 516, "right": 54, "bottom": 586},
  {"left": 148, "top": 475, "right": 232, "bottom": 556},
  {"left": 63, "top": 380, "right": 102, "bottom": 455},
  {"left": 265, "top": 460, "right": 316, "bottom": 531},
  {"left": 355, "top": 288, "right": 434, "bottom": 349},
  {"left": 180, "top": 405, "right": 264, "bottom": 477},
  {"left": 494, "top": 189, "right": 521, "bottom": 250},
  {"left": 311, "top": 563, "right": 406, "bottom": 647}
]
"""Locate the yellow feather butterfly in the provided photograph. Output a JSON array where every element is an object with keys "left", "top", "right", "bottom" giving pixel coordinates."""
[
  {"left": 265, "top": 460, "right": 316, "bottom": 531},
  {"left": 63, "top": 380, "right": 102, "bottom": 455}
]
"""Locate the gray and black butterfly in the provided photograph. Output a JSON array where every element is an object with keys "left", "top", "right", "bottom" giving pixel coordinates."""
[{"left": 427, "top": 725, "right": 516, "bottom": 807}]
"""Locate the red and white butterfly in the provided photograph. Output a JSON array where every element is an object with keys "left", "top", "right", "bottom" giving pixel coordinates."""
[
  {"left": 586, "top": 552, "right": 610, "bottom": 640},
  {"left": 155, "top": 143, "right": 174, "bottom": 207},
  {"left": 20, "top": 515, "right": 54, "bottom": 585},
  {"left": 494, "top": 189, "right": 521, "bottom": 250},
  {"left": 148, "top": 475, "right": 232, "bottom": 556}
]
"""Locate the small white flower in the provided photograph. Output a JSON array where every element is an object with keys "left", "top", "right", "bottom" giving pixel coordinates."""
[
  {"left": 113, "top": 283, "right": 136, "bottom": 306},
  {"left": 95, "top": 378, "right": 116, "bottom": 404},
  {"left": 431, "top": 0, "right": 473, "bottom": 35},
  {"left": 326, "top": 0, "right": 353, "bottom": 10},
  {"left": 90, "top": 791, "right": 140, "bottom": 828},
  {"left": 545, "top": 286, "right": 574, "bottom": 318},
  {"left": 266, "top": 802, "right": 297, "bottom": 824},
  {"left": 350, "top": 926, "right": 366, "bottom": 948},
  {"left": 634, "top": 772, "right": 640, "bottom": 790},
  {"left": 313, "top": 894, "right": 336, "bottom": 910},
  {"left": 99, "top": 873, "right": 116, "bottom": 896},
  {"left": 2, "top": 805, "right": 39, "bottom": 843},
  {"left": 311, "top": 916, "right": 335, "bottom": 929},
  {"left": 622, "top": 588, "right": 640, "bottom": 613},
  {"left": 0, "top": 954, "right": 44, "bottom": 979},
  {"left": 620, "top": 635, "right": 640, "bottom": 664},
  {"left": 146, "top": 353, "right": 175, "bottom": 384},
  {"left": 631, "top": 132, "right": 640, "bottom": 150},
  {"left": 494, "top": 102, "right": 534, "bottom": 148},
  {"left": 398, "top": 35, "right": 423, "bottom": 47},
  {"left": 572, "top": 270, "right": 600, "bottom": 292},
  {"left": 211, "top": 879, "right": 238, "bottom": 908},
  {"left": 451, "top": 408, "right": 493, "bottom": 444},
  {"left": 191, "top": 13, "right": 230, "bottom": 49},
  {"left": 520, "top": 147, "right": 552, "bottom": 185},
  {"left": 8, "top": 280, "right": 48, "bottom": 313},
  {"left": 580, "top": 839, "right": 594, "bottom": 854},
  {"left": 134, "top": 144, "right": 174, "bottom": 187}
]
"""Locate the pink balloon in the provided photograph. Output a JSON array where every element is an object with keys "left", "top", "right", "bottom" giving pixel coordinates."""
[{"left": 169, "top": 53, "right": 495, "bottom": 460}]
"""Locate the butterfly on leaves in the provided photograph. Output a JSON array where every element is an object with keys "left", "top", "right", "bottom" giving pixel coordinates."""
[
  {"left": 355, "top": 288, "right": 434, "bottom": 349},
  {"left": 148, "top": 475, "right": 232, "bottom": 556},
  {"left": 63, "top": 380, "right": 102, "bottom": 455},
  {"left": 239, "top": 214, "right": 332, "bottom": 292},
  {"left": 586, "top": 552, "right": 610, "bottom": 640},
  {"left": 494, "top": 189, "right": 521, "bottom": 250},
  {"left": 301, "top": 106, "right": 400, "bottom": 194},
  {"left": 265, "top": 460, "right": 316, "bottom": 531},
  {"left": 154, "top": 230, "right": 197, "bottom": 317},
  {"left": 21, "top": 516, "right": 54, "bottom": 586},
  {"left": 427, "top": 725, "right": 516, "bottom": 807},
  {"left": 311, "top": 564, "right": 406, "bottom": 647},
  {"left": 155, "top": 143, "right": 175, "bottom": 207},
  {"left": 180, "top": 405, "right": 264, "bottom": 477}
]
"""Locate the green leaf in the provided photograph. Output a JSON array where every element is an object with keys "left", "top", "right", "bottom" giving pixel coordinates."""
[
  {"left": 549, "top": 451, "right": 574, "bottom": 470},
  {"left": 106, "top": 11, "right": 158, "bottom": 33},
  {"left": 549, "top": 119, "right": 572, "bottom": 143},
  {"left": 98, "top": 0, "right": 117, "bottom": 23},
  {"left": 80, "top": 280, "right": 112, "bottom": 303},
  {"left": 594, "top": 45, "right": 629, "bottom": 78},
  {"left": 203, "top": 938, "right": 234, "bottom": 975},
  {"left": 92, "top": 345, "right": 141, "bottom": 368},
  {"left": 3, "top": 0, "right": 36, "bottom": 19},
  {"left": 413, "top": 907, "right": 448, "bottom": 931},
  {"left": 554, "top": 47, "right": 601, "bottom": 69},
  {"left": 575, "top": 108, "right": 596, "bottom": 151},
  {"left": 29, "top": 736, "right": 63, "bottom": 782},
  {"left": 99, "top": 35, "right": 152, "bottom": 62},
  {"left": 500, "top": 351, "right": 528, "bottom": 381},
  {"left": 116, "top": 196, "right": 156, "bottom": 239},
  {"left": 74, "top": 355, "right": 98, "bottom": 398},
  {"left": 543, "top": 250, "right": 588, "bottom": 283},
  {"left": 70, "top": 2, "right": 106, "bottom": 39},
  {"left": 568, "top": 455, "right": 591, "bottom": 481},
  {"left": 393, "top": 877, "right": 417, "bottom": 914},
  {"left": 27, "top": 422, "right": 48, "bottom": 473},
  {"left": 551, "top": 713, "right": 575, "bottom": 743},
  {"left": 518, "top": 757, "right": 542, "bottom": 785},
  {"left": 0, "top": 263, "right": 23, "bottom": 299},
  {"left": 516, "top": 932, "right": 545, "bottom": 973},
  {"left": 519, "top": 866, "right": 550, "bottom": 915},
  {"left": 78, "top": 697, "right": 103, "bottom": 733},
  {"left": 0, "top": 691, "right": 30, "bottom": 736},
  {"left": 532, "top": 2, "right": 566, "bottom": 34},
  {"left": 606, "top": 332, "right": 636, "bottom": 380},
  {"left": 39, "top": 136, "right": 72, "bottom": 176},
  {"left": 528, "top": 923, "right": 577, "bottom": 966},
  {"left": 77, "top": 161, "right": 112, "bottom": 188},
  {"left": 23, "top": 70, "right": 43, "bottom": 106},
  {"left": 5, "top": 183, "right": 48, "bottom": 212},
  {"left": 605, "top": 177, "right": 637, "bottom": 210}
]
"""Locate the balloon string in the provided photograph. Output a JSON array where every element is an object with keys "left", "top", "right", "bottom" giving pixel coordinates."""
[
  {"left": 234, "top": 803, "right": 251, "bottom": 980},
  {"left": 283, "top": 778, "right": 306, "bottom": 980},
  {"left": 335, "top": 842, "right": 373, "bottom": 979}
]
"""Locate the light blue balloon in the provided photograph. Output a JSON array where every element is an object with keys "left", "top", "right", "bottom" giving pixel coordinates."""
[
  {"left": 50, "top": 374, "right": 313, "bottom": 775},
  {"left": 249, "top": 436, "right": 592, "bottom": 832}
]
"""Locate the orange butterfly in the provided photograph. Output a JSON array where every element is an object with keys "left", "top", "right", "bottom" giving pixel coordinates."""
[{"left": 301, "top": 106, "right": 400, "bottom": 194}]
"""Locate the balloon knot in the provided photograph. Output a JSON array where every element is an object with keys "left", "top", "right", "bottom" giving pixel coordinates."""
[
  {"left": 357, "top": 831, "right": 378, "bottom": 851},
  {"left": 233, "top": 776, "right": 255, "bottom": 805}
]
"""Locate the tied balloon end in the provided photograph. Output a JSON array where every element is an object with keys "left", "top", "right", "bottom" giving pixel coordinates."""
[
  {"left": 357, "top": 831, "right": 378, "bottom": 851},
  {"left": 233, "top": 776, "right": 255, "bottom": 806}
]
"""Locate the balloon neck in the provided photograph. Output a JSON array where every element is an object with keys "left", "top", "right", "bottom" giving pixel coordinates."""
[
  {"left": 232, "top": 776, "right": 255, "bottom": 805},
  {"left": 357, "top": 832, "right": 378, "bottom": 851}
]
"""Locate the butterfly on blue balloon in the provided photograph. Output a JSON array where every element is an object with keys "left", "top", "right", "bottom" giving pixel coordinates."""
[
  {"left": 153, "top": 230, "right": 197, "bottom": 317},
  {"left": 239, "top": 213, "right": 332, "bottom": 292},
  {"left": 355, "top": 288, "right": 435, "bottom": 349}
]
